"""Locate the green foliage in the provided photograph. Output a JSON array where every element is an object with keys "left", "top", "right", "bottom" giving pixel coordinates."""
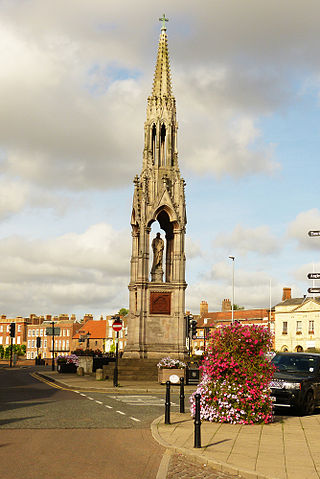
[
  {"left": 0, "top": 345, "right": 4, "bottom": 359},
  {"left": 118, "top": 308, "right": 129, "bottom": 317},
  {"left": 109, "top": 342, "right": 116, "bottom": 354},
  {"left": 233, "top": 304, "right": 244, "bottom": 310}
]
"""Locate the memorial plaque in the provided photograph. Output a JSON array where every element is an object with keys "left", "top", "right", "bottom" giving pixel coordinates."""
[{"left": 150, "top": 292, "right": 171, "bottom": 315}]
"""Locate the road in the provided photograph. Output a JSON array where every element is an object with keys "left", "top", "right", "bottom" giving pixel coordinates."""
[{"left": 0, "top": 366, "right": 167, "bottom": 479}]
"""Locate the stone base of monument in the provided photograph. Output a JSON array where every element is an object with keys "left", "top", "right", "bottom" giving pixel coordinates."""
[{"left": 102, "top": 358, "right": 160, "bottom": 382}]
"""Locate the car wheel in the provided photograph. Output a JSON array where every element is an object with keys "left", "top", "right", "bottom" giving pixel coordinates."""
[{"left": 300, "top": 391, "right": 315, "bottom": 416}]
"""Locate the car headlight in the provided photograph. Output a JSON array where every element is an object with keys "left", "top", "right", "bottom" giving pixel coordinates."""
[{"left": 283, "top": 382, "right": 301, "bottom": 390}]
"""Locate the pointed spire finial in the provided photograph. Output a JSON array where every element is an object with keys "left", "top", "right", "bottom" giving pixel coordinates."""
[{"left": 159, "top": 13, "right": 168, "bottom": 31}]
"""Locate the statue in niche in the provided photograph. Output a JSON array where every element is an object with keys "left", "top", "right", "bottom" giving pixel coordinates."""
[{"left": 151, "top": 233, "right": 164, "bottom": 273}]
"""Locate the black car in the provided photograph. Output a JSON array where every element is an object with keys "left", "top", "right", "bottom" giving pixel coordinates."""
[{"left": 270, "top": 352, "right": 320, "bottom": 415}]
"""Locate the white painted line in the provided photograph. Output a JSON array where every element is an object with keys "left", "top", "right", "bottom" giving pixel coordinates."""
[
  {"left": 116, "top": 410, "right": 126, "bottom": 415},
  {"left": 80, "top": 393, "right": 86, "bottom": 397},
  {"left": 130, "top": 417, "right": 141, "bottom": 422},
  {"left": 74, "top": 391, "right": 80, "bottom": 393},
  {"left": 95, "top": 400, "right": 103, "bottom": 405},
  {"left": 105, "top": 405, "right": 112, "bottom": 409},
  {"left": 87, "top": 397, "right": 94, "bottom": 400}
]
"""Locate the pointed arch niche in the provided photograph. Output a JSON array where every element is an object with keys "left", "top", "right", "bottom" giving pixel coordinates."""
[
  {"left": 149, "top": 208, "right": 174, "bottom": 283},
  {"left": 160, "top": 123, "right": 166, "bottom": 166}
]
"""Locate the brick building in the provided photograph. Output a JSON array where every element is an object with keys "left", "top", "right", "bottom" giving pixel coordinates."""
[
  {"left": 72, "top": 316, "right": 128, "bottom": 354},
  {"left": 26, "top": 316, "right": 82, "bottom": 360},
  {"left": 0, "top": 314, "right": 43, "bottom": 351},
  {"left": 191, "top": 300, "right": 273, "bottom": 354}
]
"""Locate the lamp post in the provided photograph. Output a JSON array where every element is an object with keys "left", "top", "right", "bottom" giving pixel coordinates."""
[{"left": 229, "top": 256, "right": 235, "bottom": 324}]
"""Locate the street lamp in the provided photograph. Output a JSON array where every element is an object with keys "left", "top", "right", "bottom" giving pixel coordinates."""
[{"left": 229, "top": 256, "right": 235, "bottom": 324}]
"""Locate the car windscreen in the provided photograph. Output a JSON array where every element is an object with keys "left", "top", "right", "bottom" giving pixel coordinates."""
[{"left": 271, "top": 355, "right": 320, "bottom": 375}]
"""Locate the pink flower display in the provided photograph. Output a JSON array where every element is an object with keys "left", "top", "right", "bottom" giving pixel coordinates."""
[{"left": 190, "top": 323, "right": 275, "bottom": 424}]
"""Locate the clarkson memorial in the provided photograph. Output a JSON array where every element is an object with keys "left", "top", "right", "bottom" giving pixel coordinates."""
[{"left": 124, "top": 16, "right": 188, "bottom": 359}]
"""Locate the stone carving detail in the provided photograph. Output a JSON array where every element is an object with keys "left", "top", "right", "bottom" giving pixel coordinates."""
[{"left": 151, "top": 233, "right": 164, "bottom": 282}]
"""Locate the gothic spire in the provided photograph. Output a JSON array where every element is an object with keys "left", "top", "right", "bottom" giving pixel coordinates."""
[{"left": 152, "top": 15, "right": 172, "bottom": 98}]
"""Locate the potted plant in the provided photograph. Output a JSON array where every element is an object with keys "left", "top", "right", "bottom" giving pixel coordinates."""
[
  {"left": 157, "top": 357, "right": 186, "bottom": 384},
  {"left": 57, "top": 354, "right": 79, "bottom": 373}
]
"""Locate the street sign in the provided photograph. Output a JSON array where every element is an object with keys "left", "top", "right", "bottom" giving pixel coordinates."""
[
  {"left": 45, "top": 327, "right": 60, "bottom": 336},
  {"left": 308, "top": 231, "right": 320, "bottom": 237},
  {"left": 307, "top": 288, "right": 320, "bottom": 294},
  {"left": 307, "top": 273, "right": 320, "bottom": 280},
  {"left": 112, "top": 319, "right": 122, "bottom": 332}
]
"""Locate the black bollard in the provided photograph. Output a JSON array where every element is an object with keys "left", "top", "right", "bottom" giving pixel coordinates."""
[
  {"left": 194, "top": 393, "right": 201, "bottom": 448},
  {"left": 179, "top": 377, "right": 185, "bottom": 413},
  {"left": 165, "top": 380, "right": 171, "bottom": 424}
]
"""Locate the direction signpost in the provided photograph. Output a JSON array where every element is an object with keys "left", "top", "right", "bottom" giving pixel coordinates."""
[
  {"left": 112, "top": 316, "right": 123, "bottom": 387},
  {"left": 308, "top": 231, "right": 320, "bottom": 237},
  {"left": 307, "top": 273, "right": 320, "bottom": 280},
  {"left": 308, "top": 288, "right": 320, "bottom": 294}
]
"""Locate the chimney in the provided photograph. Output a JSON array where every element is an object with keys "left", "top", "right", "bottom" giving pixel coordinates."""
[
  {"left": 282, "top": 288, "right": 291, "bottom": 301},
  {"left": 200, "top": 301, "right": 208, "bottom": 315},
  {"left": 222, "top": 299, "right": 232, "bottom": 311}
]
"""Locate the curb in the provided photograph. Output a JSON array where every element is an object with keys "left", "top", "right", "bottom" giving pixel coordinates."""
[
  {"left": 150, "top": 415, "right": 279, "bottom": 479},
  {"left": 32, "top": 372, "right": 195, "bottom": 395}
]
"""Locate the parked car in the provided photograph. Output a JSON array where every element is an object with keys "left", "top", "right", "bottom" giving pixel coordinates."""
[{"left": 270, "top": 352, "right": 320, "bottom": 415}]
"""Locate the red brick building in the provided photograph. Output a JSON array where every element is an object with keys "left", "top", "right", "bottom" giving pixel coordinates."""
[{"left": 192, "top": 300, "right": 273, "bottom": 354}]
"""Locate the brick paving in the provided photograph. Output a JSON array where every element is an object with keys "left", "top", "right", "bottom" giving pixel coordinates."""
[{"left": 166, "top": 453, "right": 242, "bottom": 479}]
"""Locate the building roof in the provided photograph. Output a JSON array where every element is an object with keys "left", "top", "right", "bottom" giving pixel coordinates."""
[
  {"left": 197, "top": 309, "right": 269, "bottom": 328},
  {"left": 73, "top": 319, "right": 107, "bottom": 339},
  {"left": 275, "top": 297, "right": 320, "bottom": 307}
]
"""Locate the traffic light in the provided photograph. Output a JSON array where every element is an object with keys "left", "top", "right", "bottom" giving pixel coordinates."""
[
  {"left": 185, "top": 314, "right": 194, "bottom": 336},
  {"left": 9, "top": 322, "right": 16, "bottom": 338},
  {"left": 36, "top": 337, "right": 41, "bottom": 349},
  {"left": 191, "top": 319, "right": 197, "bottom": 339}
]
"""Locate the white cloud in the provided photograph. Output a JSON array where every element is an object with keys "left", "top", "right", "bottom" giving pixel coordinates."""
[
  {"left": 0, "top": 223, "right": 131, "bottom": 316},
  {"left": 214, "top": 224, "right": 280, "bottom": 256},
  {"left": 287, "top": 209, "right": 320, "bottom": 250}
]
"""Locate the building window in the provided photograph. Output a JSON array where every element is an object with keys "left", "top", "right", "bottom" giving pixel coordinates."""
[
  {"left": 27, "top": 352, "right": 30, "bottom": 359},
  {"left": 44, "top": 339, "right": 47, "bottom": 348},
  {"left": 66, "top": 340, "right": 69, "bottom": 350},
  {"left": 31, "top": 340, "right": 35, "bottom": 348},
  {"left": 31, "top": 352, "right": 34, "bottom": 359},
  {"left": 36, "top": 329, "right": 39, "bottom": 336},
  {"left": 63, "top": 330, "right": 66, "bottom": 336},
  {"left": 296, "top": 321, "right": 302, "bottom": 334},
  {"left": 67, "top": 330, "right": 70, "bottom": 337},
  {"left": 17, "top": 336, "right": 21, "bottom": 344},
  {"left": 282, "top": 322, "right": 288, "bottom": 334},
  {"left": 40, "top": 329, "right": 43, "bottom": 336},
  {"left": 17, "top": 325, "right": 21, "bottom": 332},
  {"left": 32, "top": 330, "right": 35, "bottom": 336},
  {"left": 28, "top": 330, "right": 31, "bottom": 337},
  {"left": 308, "top": 321, "right": 314, "bottom": 334},
  {"left": 0, "top": 337, "right": 2, "bottom": 345},
  {"left": 28, "top": 340, "right": 31, "bottom": 348},
  {"left": 108, "top": 328, "right": 113, "bottom": 338},
  {"left": 0, "top": 326, "right": 3, "bottom": 332},
  {"left": 7, "top": 325, "right": 10, "bottom": 332}
]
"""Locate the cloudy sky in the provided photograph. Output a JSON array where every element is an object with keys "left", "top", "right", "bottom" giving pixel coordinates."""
[{"left": 1, "top": 0, "right": 320, "bottom": 318}]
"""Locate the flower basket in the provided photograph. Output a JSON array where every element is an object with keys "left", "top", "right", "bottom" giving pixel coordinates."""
[{"left": 157, "top": 357, "right": 186, "bottom": 384}]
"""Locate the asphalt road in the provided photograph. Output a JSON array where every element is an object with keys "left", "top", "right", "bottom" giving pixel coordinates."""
[{"left": 0, "top": 366, "right": 166, "bottom": 479}]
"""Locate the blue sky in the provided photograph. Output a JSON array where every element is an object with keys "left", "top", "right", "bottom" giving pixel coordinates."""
[{"left": 0, "top": 0, "right": 320, "bottom": 317}]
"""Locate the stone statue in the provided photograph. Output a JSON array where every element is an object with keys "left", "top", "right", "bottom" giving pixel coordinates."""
[{"left": 151, "top": 233, "right": 164, "bottom": 273}]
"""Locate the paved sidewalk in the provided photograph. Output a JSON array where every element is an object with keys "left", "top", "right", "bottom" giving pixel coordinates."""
[{"left": 151, "top": 411, "right": 320, "bottom": 479}]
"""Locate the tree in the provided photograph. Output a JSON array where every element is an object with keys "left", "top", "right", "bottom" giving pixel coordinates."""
[
  {"left": 118, "top": 308, "right": 129, "bottom": 317},
  {"left": 0, "top": 345, "right": 4, "bottom": 359},
  {"left": 233, "top": 304, "right": 244, "bottom": 310},
  {"left": 190, "top": 322, "right": 275, "bottom": 424}
]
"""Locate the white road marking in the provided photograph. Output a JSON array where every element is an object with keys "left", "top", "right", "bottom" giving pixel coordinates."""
[
  {"left": 116, "top": 410, "right": 126, "bottom": 415},
  {"left": 74, "top": 391, "right": 80, "bottom": 393},
  {"left": 87, "top": 397, "right": 94, "bottom": 400},
  {"left": 105, "top": 405, "right": 112, "bottom": 409},
  {"left": 95, "top": 400, "right": 103, "bottom": 405},
  {"left": 130, "top": 417, "right": 141, "bottom": 422},
  {"left": 109, "top": 395, "right": 178, "bottom": 406},
  {"left": 80, "top": 393, "right": 86, "bottom": 397}
]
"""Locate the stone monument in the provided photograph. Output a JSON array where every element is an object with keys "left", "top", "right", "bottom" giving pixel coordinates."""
[{"left": 124, "top": 16, "right": 188, "bottom": 359}]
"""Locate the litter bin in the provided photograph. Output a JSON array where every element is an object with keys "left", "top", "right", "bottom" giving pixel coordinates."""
[{"left": 186, "top": 367, "right": 200, "bottom": 385}]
